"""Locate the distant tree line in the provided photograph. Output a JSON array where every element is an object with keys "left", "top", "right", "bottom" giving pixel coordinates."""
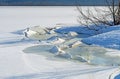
[{"left": 0, "top": 0, "right": 118, "bottom": 6}]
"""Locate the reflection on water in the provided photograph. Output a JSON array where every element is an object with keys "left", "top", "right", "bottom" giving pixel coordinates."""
[{"left": 23, "top": 42, "right": 120, "bottom": 66}]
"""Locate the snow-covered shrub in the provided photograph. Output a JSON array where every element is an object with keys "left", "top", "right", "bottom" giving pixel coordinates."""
[{"left": 77, "top": 0, "right": 120, "bottom": 32}]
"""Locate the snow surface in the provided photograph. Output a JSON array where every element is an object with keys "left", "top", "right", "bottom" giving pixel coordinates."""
[
  {"left": 1, "top": 32, "right": 118, "bottom": 79},
  {"left": 82, "top": 30, "right": 120, "bottom": 50}
]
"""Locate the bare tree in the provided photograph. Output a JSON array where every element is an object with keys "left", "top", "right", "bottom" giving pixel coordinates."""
[
  {"left": 77, "top": 0, "right": 120, "bottom": 31},
  {"left": 116, "top": 0, "right": 120, "bottom": 24}
]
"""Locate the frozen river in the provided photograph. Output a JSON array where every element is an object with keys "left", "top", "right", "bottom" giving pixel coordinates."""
[{"left": 0, "top": 6, "right": 78, "bottom": 33}]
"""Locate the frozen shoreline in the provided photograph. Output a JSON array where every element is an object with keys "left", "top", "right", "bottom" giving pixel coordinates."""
[
  {"left": 0, "top": 6, "right": 120, "bottom": 79},
  {"left": 0, "top": 31, "right": 119, "bottom": 79}
]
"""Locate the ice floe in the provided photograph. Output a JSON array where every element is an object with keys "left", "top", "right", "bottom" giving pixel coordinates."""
[
  {"left": 47, "top": 36, "right": 65, "bottom": 44},
  {"left": 24, "top": 26, "right": 57, "bottom": 40},
  {"left": 50, "top": 46, "right": 61, "bottom": 54},
  {"left": 69, "top": 41, "right": 82, "bottom": 48},
  {"left": 68, "top": 31, "right": 78, "bottom": 37}
]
